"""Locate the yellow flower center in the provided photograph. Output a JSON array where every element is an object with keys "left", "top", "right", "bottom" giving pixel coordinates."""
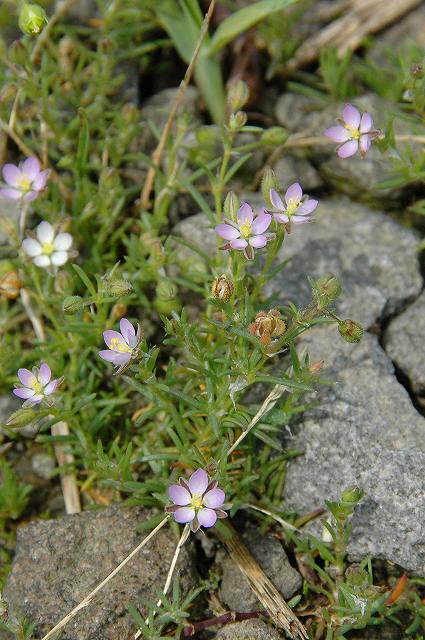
[
  {"left": 239, "top": 221, "right": 252, "bottom": 238},
  {"left": 29, "top": 376, "right": 42, "bottom": 393},
  {"left": 110, "top": 337, "right": 132, "bottom": 353},
  {"left": 18, "top": 176, "right": 32, "bottom": 191},
  {"left": 42, "top": 242, "right": 55, "bottom": 255},
  {"left": 286, "top": 198, "right": 299, "bottom": 216},
  {"left": 345, "top": 125, "right": 360, "bottom": 140},
  {"left": 190, "top": 494, "right": 204, "bottom": 509}
]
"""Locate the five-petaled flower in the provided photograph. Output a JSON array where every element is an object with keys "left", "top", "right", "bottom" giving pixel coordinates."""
[
  {"left": 215, "top": 202, "right": 272, "bottom": 260},
  {"left": 270, "top": 184, "right": 318, "bottom": 226},
  {"left": 13, "top": 363, "right": 61, "bottom": 406},
  {"left": 165, "top": 468, "right": 227, "bottom": 533},
  {"left": 325, "top": 104, "right": 377, "bottom": 159},
  {"left": 99, "top": 318, "right": 142, "bottom": 374},
  {"left": 0, "top": 157, "right": 50, "bottom": 201},
  {"left": 22, "top": 221, "right": 73, "bottom": 268}
]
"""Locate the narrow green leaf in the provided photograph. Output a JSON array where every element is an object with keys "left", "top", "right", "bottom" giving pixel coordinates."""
[
  {"left": 76, "top": 107, "right": 90, "bottom": 173},
  {"left": 206, "top": 0, "right": 300, "bottom": 55}
]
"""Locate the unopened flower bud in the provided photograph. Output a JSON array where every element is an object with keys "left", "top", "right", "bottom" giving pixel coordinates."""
[
  {"left": 156, "top": 279, "right": 177, "bottom": 302},
  {"left": 261, "top": 126, "right": 289, "bottom": 147},
  {"left": 19, "top": 3, "right": 48, "bottom": 36},
  {"left": 6, "top": 407, "right": 37, "bottom": 428},
  {"left": 315, "top": 274, "right": 342, "bottom": 307},
  {"left": 54, "top": 270, "right": 74, "bottom": 295},
  {"left": 0, "top": 271, "right": 22, "bottom": 299},
  {"left": 211, "top": 274, "right": 234, "bottom": 302},
  {"left": 261, "top": 168, "right": 279, "bottom": 208},
  {"left": 104, "top": 279, "right": 133, "bottom": 297},
  {"left": 229, "top": 111, "right": 247, "bottom": 130},
  {"left": 249, "top": 309, "right": 286, "bottom": 346},
  {"left": 62, "top": 295, "right": 83, "bottom": 315},
  {"left": 223, "top": 191, "right": 240, "bottom": 219},
  {"left": 227, "top": 80, "right": 250, "bottom": 111},
  {"left": 341, "top": 486, "right": 364, "bottom": 505},
  {"left": 338, "top": 319, "right": 363, "bottom": 343}
]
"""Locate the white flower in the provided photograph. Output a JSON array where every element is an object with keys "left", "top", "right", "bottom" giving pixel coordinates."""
[{"left": 22, "top": 221, "right": 73, "bottom": 268}]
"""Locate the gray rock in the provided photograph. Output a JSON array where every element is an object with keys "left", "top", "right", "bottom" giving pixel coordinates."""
[
  {"left": 283, "top": 326, "right": 425, "bottom": 575},
  {"left": 346, "top": 620, "right": 401, "bottom": 640},
  {"left": 384, "top": 289, "right": 425, "bottom": 398},
  {"left": 275, "top": 93, "right": 317, "bottom": 132},
  {"left": 214, "top": 619, "right": 283, "bottom": 640},
  {"left": 267, "top": 197, "right": 422, "bottom": 329},
  {"left": 274, "top": 156, "right": 323, "bottom": 192},
  {"left": 218, "top": 526, "right": 301, "bottom": 612},
  {"left": 31, "top": 452, "right": 56, "bottom": 480},
  {"left": 3, "top": 506, "right": 196, "bottom": 640}
]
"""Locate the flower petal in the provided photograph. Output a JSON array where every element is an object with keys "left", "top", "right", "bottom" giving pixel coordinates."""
[
  {"left": 188, "top": 468, "right": 209, "bottom": 495},
  {"left": 337, "top": 140, "right": 359, "bottom": 159},
  {"left": 249, "top": 235, "right": 268, "bottom": 248},
  {"left": 120, "top": 318, "right": 137, "bottom": 348},
  {"left": 197, "top": 508, "right": 217, "bottom": 528},
  {"left": 342, "top": 104, "right": 360, "bottom": 128},
  {"left": 38, "top": 363, "right": 51, "bottom": 385},
  {"left": 44, "top": 380, "right": 58, "bottom": 395},
  {"left": 51, "top": 251, "right": 69, "bottom": 266},
  {"left": 54, "top": 233, "right": 72, "bottom": 251},
  {"left": 237, "top": 202, "right": 254, "bottom": 225},
  {"left": 297, "top": 199, "right": 318, "bottom": 215},
  {"left": 168, "top": 484, "right": 191, "bottom": 505},
  {"left": 174, "top": 507, "right": 195, "bottom": 523},
  {"left": 285, "top": 182, "right": 302, "bottom": 205},
  {"left": 32, "top": 169, "right": 51, "bottom": 190},
  {"left": 103, "top": 329, "right": 125, "bottom": 349},
  {"left": 34, "top": 254, "right": 51, "bottom": 267},
  {"left": 292, "top": 215, "right": 312, "bottom": 224},
  {"left": 274, "top": 213, "right": 289, "bottom": 224},
  {"left": 360, "top": 134, "right": 371, "bottom": 155},
  {"left": 22, "top": 238, "right": 42, "bottom": 257},
  {"left": 28, "top": 394, "right": 43, "bottom": 404},
  {"left": 215, "top": 223, "right": 240, "bottom": 241},
  {"left": 18, "top": 368, "right": 36, "bottom": 386},
  {"left": 13, "top": 387, "right": 36, "bottom": 399},
  {"left": 324, "top": 125, "right": 350, "bottom": 143},
  {"left": 0, "top": 187, "right": 22, "bottom": 200},
  {"left": 24, "top": 191, "right": 38, "bottom": 202},
  {"left": 230, "top": 238, "right": 248, "bottom": 250},
  {"left": 203, "top": 488, "right": 225, "bottom": 508},
  {"left": 98, "top": 350, "right": 131, "bottom": 366},
  {"left": 2, "top": 164, "right": 21, "bottom": 186},
  {"left": 21, "top": 157, "right": 40, "bottom": 180},
  {"left": 360, "top": 112, "right": 373, "bottom": 133},
  {"left": 269, "top": 188, "right": 285, "bottom": 210},
  {"left": 36, "top": 221, "right": 54, "bottom": 244},
  {"left": 251, "top": 213, "right": 271, "bottom": 235}
]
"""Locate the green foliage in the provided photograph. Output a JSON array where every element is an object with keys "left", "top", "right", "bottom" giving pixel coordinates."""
[{"left": 0, "top": 462, "right": 32, "bottom": 521}]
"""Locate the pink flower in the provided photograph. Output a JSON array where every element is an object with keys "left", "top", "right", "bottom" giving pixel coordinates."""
[
  {"left": 270, "top": 184, "right": 318, "bottom": 225},
  {"left": 165, "top": 468, "right": 227, "bottom": 533},
  {"left": 215, "top": 202, "right": 272, "bottom": 260},
  {"left": 325, "top": 104, "right": 377, "bottom": 159},
  {"left": 99, "top": 318, "right": 142, "bottom": 374},
  {"left": 0, "top": 157, "right": 51, "bottom": 201},
  {"left": 13, "top": 363, "right": 61, "bottom": 406}
]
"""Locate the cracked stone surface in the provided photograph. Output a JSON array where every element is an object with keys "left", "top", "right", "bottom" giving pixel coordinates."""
[
  {"left": 2, "top": 506, "right": 195, "bottom": 640},
  {"left": 283, "top": 326, "right": 425, "bottom": 575},
  {"left": 214, "top": 619, "right": 283, "bottom": 640},
  {"left": 384, "top": 289, "right": 425, "bottom": 399},
  {"left": 217, "top": 525, "right": 302, "bottom": 612}
]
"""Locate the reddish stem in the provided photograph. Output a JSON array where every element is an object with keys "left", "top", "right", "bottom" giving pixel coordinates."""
[{"left": 183, "top": 611, "right": 267, "bottom": 636}]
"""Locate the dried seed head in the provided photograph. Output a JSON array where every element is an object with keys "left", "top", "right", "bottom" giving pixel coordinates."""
[
  {"left": 211, "top": 274, "right": 234, "bottom": 301},
  {"left": 0, "top": 272, "right": 22, "bottom": 299},
  {"left": 338, "top": 319, "right": 364, "bottom": 343},
  {"left": 227, "top": 80, "right": 250, "bottom": 112},
  {"left": 249, "top": 309, "right": 286, "bottom": 345}
]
